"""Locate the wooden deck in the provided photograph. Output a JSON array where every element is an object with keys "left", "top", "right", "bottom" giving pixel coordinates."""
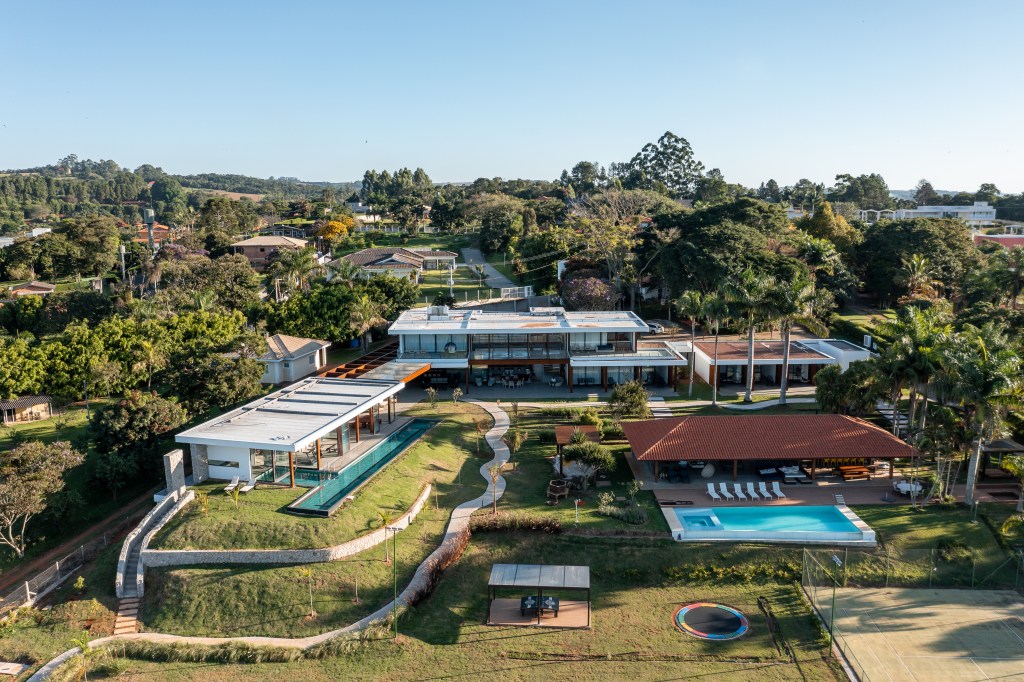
[{"left": 486, "top": 598, "right": 590, "bottom": 628}]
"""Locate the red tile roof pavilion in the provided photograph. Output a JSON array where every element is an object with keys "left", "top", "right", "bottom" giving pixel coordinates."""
[{"left": 622, "top": 414, "right": 913, "bottom": 463}]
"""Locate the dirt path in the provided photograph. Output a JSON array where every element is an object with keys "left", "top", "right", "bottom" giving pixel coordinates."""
[{"left": 0, "top": 488, "right": 156, "bottom": 594}]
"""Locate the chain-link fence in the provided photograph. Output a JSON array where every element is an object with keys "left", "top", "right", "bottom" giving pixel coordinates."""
[
  {"left": 0, "top": 535, "right": 113, "bottom": 617},
  {"left": 802, "top": 547, "right": 1024, "bottom": 681}
]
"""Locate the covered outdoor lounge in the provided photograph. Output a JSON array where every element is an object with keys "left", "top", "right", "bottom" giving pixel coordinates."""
[
  {"left": 487, "top": 563, "right": 591, "bottom": 628},
  {"left": 981, "top": 439, "right": 1024, "bottom": 481},
  {"left": 622, "top": 414, "right": 914, "bottom": 483}
]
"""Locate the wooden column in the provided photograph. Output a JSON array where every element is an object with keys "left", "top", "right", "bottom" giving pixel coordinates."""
[
  {"left": 288, "top": 451, "right": 296, "bottom": 488},
  {"left": 315, "top": 439, "right": 322, "bottom": 469},
  {"left": 336, "top": 426, "right": 343, "bottom": 455},
  {"left": 732, "top": 459, "right": 738, "bottom": 481},
  {"left": 369, "top": 408, "right": 376, "bottom": 435},
  {"left": 601, "top": 367, "right": 608, "bottom": 391},
  {"left": 889, "top": 461, "right": 894, "bottom": 479},
  {"left": 388, "top": 397, "right": 393, "bottom": 423}
]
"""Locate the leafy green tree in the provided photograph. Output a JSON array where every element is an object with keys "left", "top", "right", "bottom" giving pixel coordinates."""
[
  {"left": 58, "top": 215, "right": 120, "bottom": 277},
  {"left": 673, "top": 291, "right": 703, "bottom": 396},
  {"left": 268, "top": 247, "right": 323, "bottom": 293},
  {"left": 619, "top": 131, "right": 705, "bottom": 199},
  {"left": 561, "top": 441, "right": 615, "bottom": 479},
  {"left": 771, "top": 278, "right": 826, "bottom": 405},
  {"left": 93, "top": 451, "right": 138, "bottom": 501},
  {"left": 166, "top": 354, "right": 263, "bottom": 413},
  {"left": 813, "top": 361, "right": 882, "bottom": 416},
  {"left": 858, "top": 218, "right": 977, "bottom": 303},
  {"left": 0, "top": 337, "right": 46, "bottom": 399},
  {"left": 561, "top": 276, "right": 615, "bottom": 311},
  {"left": 349, "top": 293, "right": 385, "bottom": 351},
  {"left": 796, "top": 200, "right": 862, "bottom": 258},
  {"left": 914, "top": 179, "right": 939, "bottom": 205},
  {"left": 91, "top": 391, "right": 187, "bottom": 457},
  {"left": 0, "top": 441, "right": 84, "bottom": 558},
  {"left": 265, "top": 284, "right": 354, "bottom": 343},
  {"left": 608, "top": 380, "right": 651, "bottom": 418},
  {"left": 360, "top": 274, "right": 420, "bottom": 319},
  {"left": 476, "top": 195, "right": 525, "bottom": 254},
  {"left": 828, "top": 173, "right": 894, "bottom": 210}
]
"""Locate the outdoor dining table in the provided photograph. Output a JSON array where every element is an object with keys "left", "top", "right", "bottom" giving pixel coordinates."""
[
  {"left": 520, "top": 595, "right": 560, "bottom": 617},
  {"left": 895, "top": 482, "right": 923, "bottom": 495}
]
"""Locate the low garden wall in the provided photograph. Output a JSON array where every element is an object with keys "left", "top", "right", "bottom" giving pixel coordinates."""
[
  {"left": 140, "top": 484, "right": 432, "bottom": 568},
  {"left": 116, "top": 490, "right": 185, "bottom": 599}
]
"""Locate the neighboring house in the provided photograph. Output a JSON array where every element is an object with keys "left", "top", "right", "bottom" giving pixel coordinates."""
[
  {"left": 264, "top": 223, "right": 317, "bottom": 239},
  {"left": 0, "top": 237, "right": 13, "bottom": 250},
  {"left": 974, "top": 233, "right": 1024, "bottom": 249},
  {"left": 132, "top": 223, "right": 171, "bottom": 247},
  {"left": 0, "top": 227, "right": 52, "bottom": 249},
  {"left": 859, "top": 202, "right": 996, "bottom": 226},
  {"left": 388, "top": 305, "right": 687, "bottom": 391},
  {"left": 682, "top": 338, "right": 871, "bottom": 388},
  {"left": 231, "top": 236, "right": 307, "bottom": 270},
  {"left": 27, "top": 227, "right": 51, "bottom": 238},
  {"left": 335, "top": 247, "right": 458, "bottom": 282},
  {"left": 259, "top": 334, "right": 332, "bottom": 384},
  {"left": 11, "top": 281, "right": 56, "bottom": 297},
  {"left": 0, "top": 395, "right": 52, "bottom": 425},
  {"left": 345, "top": 201, "right": 371, "bottom": 214}
]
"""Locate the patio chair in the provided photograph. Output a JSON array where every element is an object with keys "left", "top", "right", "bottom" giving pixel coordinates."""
[
  {"left": 718, "top": 482, "right": 735, "bottom": 500},
  {"left": 238, "top": 480, "right": 255, "bottom": 494},
  {"left": 771, "top": 482, "right": 786, "bottom": 499},
  {"left": 746, "top": 482, "right": 761, "bottom": 500},
  {"left": 706, "top": 482, "right": 722, "bottom": 501},
  {"left": 833, "top": 493, "right": 845, "bottom": 505},
  {"left": 758, "top": 482, "right": 774, "bottom": 499},
  {"left": 223, "top": 477, "right": 239, "bottom": 493},
  {"left": 733, "top": 483, "right": 747, "bottom": 500}
]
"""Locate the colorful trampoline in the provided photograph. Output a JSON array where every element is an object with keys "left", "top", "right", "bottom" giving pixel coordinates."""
[{"left": 674, "top": 602, "right": 749, "bottom": 640}]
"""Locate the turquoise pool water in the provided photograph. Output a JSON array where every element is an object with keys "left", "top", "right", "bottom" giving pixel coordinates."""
[
  {"left": 257, "top": 466, "right": 329, "bottom": 487},
  {"left": 290, "top": 418, "right": 437, "bottom": 515},
  {"left": 675, "top": 506, "right": 859, "bottom": 533}
]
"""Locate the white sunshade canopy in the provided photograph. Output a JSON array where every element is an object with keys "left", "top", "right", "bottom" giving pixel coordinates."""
[{"left": 175, "top": 377, "right": 404, "bottom": 452}]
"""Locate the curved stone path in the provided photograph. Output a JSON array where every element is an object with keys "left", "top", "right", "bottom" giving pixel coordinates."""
[{"left": 29, "top": 400, "right": 512, "bottom": 681}]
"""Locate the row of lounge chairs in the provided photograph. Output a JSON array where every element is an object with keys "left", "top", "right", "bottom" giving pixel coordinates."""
[
  {"left": 223, "top": 477, "right": 255, "bottom": 494},
  {"left": 706, "top": 481, "right": 786, "bottom": 501}
]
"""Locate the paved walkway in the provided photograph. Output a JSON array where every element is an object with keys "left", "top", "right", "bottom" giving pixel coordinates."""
[
  {"left": 460, "top": 247, "right": 516, "bottom": 289},
  {"left": 29, "top": 400, "right": 513, "bottom": 681}
]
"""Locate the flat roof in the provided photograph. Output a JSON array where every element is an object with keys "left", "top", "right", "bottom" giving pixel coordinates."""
[
  {"left": 175, "top": 377, "right": 404, "bottom": 452},
  {"left": 389, "top": 308, "right": 648, "bottom": 335},
  {"left": 622, "top": 414, "right": 914, "bottom": 462},
  {"left": 488, "top": 564, "right": 590, "bottom": 590},
  {"left": 691, "top": 339, "right": 835, "bottom": 363}
]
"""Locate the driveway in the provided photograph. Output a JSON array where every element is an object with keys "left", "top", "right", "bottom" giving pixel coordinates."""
[{"left": 461, "top": 247, "right": 516, "bottom": 290}]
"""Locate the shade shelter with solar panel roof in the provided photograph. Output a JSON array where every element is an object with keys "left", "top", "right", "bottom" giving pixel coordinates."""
[{"left": 487, "top": 564, "right": 591, "bottom": 628}]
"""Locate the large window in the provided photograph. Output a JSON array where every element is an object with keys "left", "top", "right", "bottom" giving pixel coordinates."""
[
  {"left": 470, "top": 334, "right": 565, "bottom": 360},
  {"left": 402, "top": 334, "right": 467, "bottom": 358}
]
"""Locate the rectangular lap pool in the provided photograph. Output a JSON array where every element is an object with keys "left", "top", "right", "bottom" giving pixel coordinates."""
[
  {"left": 667, "top": 505, "right": 876, "bottom": 546},
  {"left": 288, "top": 418, "right": 437, "bottom": 517}
]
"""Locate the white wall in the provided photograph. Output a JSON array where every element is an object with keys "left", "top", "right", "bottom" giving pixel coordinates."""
[
  {"left": 693, "top": 352, "right": 712, "bottom": 384},
  {"left": 206, "top": 444, "right": 252, "bottom": 482}
]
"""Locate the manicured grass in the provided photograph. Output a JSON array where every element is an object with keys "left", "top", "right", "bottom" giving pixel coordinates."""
[
  {"left": 416, "top": 267, "right": 494, "bottom": 307},
  {"left": 483, "top": 250, "right": 523, "bottom": 284},
  {"left": 151, "top": 403, "right": 493, "bottom": 550},
  {"left": 491, "top": 408, "right": 670, "bottom": 533},
  {"left": 84, "top": 533, "right": 843, "bottom": 681},
  {"left": 0, "top": 402, "right": 103, "bottom": 449}
]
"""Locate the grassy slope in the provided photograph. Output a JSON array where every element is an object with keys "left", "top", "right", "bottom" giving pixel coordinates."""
[{"left": 151, "top": 403, "right": 493, "bottom": 550}]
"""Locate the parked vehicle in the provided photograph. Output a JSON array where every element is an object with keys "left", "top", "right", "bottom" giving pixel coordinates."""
[{"left": 646, "top": 321, "right": 665, "bottom": 334}]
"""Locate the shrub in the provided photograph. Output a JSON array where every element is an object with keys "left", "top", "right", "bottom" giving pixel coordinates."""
[
  {"left": 602, "top": 423, "right": 625, "bottom": 441},
  {"left": 537, "top": 429, "right": 556, "bottom": 444},
  {"left": 470, "top": 511, "right": 562, "bottom": 534},
  {"left": 938, "top": 539, "right": 972, "bottom": 563},
  {"left": 665, "top": 559, "right": 800, "bottom": 585},
  {"left": 576, "top": 408, "right": 604, "bottom": 436},
  {"left": 608, "top": 381, "right": 652, "bottom": 418},
  {"left": 596, "top": 504, "right": 648, "bottom": 526},
  {"left": 562, "top": 441, "right": 614, "bottom": 474}
]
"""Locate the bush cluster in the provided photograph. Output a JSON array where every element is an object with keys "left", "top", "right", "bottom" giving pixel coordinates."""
[
  {"left": 665, "top": 559, "right": 800, "bottom": 585},
  {"left": 596, "top": 504, "right": 648, "bottom": 525},
  {"left": 469, "top": 511, "right": 562, "bottom": 534}
]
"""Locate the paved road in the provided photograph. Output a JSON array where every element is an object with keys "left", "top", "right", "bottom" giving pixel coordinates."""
[{"left": 460, "top": 247, "right": 516, "bottom": 290}]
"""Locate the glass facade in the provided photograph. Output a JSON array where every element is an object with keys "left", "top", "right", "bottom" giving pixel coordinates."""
[
  {"left": 401, "top": 334, "right": 468, "bottom": 358},
  {"left": 469, "top": 334, "right": 566, "bottom": 361}
]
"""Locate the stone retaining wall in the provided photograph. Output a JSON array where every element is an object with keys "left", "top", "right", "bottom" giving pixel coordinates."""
[
  {"left": 141, "top": 484, "right": 431, "bottom": 568},
  {"left": 115, "top": 490, "right": 182, "bottom": 599},
  {"left": 135, "top": 490, "right": 194, "bottom": 597}
]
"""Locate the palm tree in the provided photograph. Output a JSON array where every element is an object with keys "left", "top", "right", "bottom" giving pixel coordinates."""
[
  {"left": 724, "top": 270, "right": 776, "bottom": 403},
  {"left": 326, "top": 257, "right": 362, "bottom": 289},
  {"left": 940, "top": 324, "right": 1023, "bottom": 505},
  {"left": 271, "top": 247, "right": 323, "bottom": 292},
  {"left": 673, "top": 291, "right": 703, "bottom": 397},
  {"left": 133, "top": 338, "right": 167, "bottom": 390},
  {"left": 350, "top": 293, "right": 385, "bottom": 351},
  {"left": 700, "top": 293, "right": 730, "bottom": 407},
  {"left": 900, "top": 254, "right": 940, "bottom": 300},
  {"left": 874, "top": 338, "right": 916, "bottom": 437},
  {"left": 990, "top": 246, "right": 1024, "bottom": 310},
  {"left": 771, "top": 278, "right": 826, "bottom": 405}
]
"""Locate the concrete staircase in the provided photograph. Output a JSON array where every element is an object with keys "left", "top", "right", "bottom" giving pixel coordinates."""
[
  {"left": 121, "top": 545, "right": 141, "bottom": 599},
  {"left": 649, "top": 397, "right": 673, "bottom": 418},
  {"left": 113, "top": 597, "right": 140, "bottom": 635}
]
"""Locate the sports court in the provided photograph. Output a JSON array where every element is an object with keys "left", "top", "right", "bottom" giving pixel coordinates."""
[{"left": 827, "top": 587, "right": 1024, "bottom": 681}]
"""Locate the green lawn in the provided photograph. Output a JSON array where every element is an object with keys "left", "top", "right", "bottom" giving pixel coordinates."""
[
  {"left": 484, "top": 251, "right": 522, "bottom": 285},
  {"left": 417, "top": 267, "right": 494, "bottom": 306},
  {"left": 151, "top": 403, "right": 493, "bottom": 550},
  {"left": 0, "top": 402, "right": 99, "bottom": 449},
  {"left": 491, "top": 408, "right": 669, "bottom": 533}
]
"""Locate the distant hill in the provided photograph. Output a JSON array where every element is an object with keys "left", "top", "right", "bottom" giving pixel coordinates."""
[{"left": 890, "top": 189, "right": 966, "bottom": 201}]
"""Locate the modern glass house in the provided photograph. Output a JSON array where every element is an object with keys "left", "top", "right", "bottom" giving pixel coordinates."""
[{"left": 387, "top": 306, "right": 687, "bottom": 391}]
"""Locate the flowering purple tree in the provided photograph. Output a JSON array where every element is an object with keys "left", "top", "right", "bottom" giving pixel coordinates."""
[{"left": 562, "top": 276, "right": 615, "bottom": 310}]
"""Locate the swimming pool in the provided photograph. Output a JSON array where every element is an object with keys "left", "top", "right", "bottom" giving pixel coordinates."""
[
  {"left": 667, "top": 505, "right": 876, "bottom": 546},
  {"left": 288, "top": 418, "right": 437, "bottom": 516}
]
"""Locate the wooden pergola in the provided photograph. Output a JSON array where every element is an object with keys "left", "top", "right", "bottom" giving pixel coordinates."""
[{"left": 487, "top": 563, "right": 591, "bottom": 628}]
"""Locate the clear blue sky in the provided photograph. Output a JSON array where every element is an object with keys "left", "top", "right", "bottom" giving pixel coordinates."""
[{"left": 4, "top": 0, "right": 1022, "bottom": 192}]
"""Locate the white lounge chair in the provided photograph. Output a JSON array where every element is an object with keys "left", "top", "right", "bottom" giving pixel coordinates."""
[
  {"left": 718, "top": 482, "right": 735, "bottom": 500},
  {"left": 238, "top": 480, "right": 255, "bottom": 493},
  {"left": 706, "top": 482, "right": 722, "bottom": 501},
  {"left": 733, "top": 483, "right": 747, "bottom": 500},
  {"left": 833, "top": 493, "right": 845, "bottom": 505},
  {"left": 746, "top": 482, "right": 761, "bottom": 500},
  {"left": 771, "top": 482, "right": 787, "bottom": 499},
  {"left": 758, "top": 482, "right": 774, "bottom": 499},
  {"left": 223, "top": 477, "right": 240, "bottom": 493}
]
